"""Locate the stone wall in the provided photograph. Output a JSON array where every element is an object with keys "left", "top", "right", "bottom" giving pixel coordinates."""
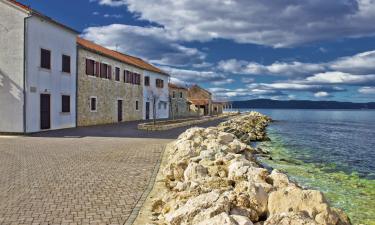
[
  {"left": 77, "top": 48, "right": 143, "bottom": 126},
  {"left": 169, "top": 87, "right": 191, "bottom": 118}
]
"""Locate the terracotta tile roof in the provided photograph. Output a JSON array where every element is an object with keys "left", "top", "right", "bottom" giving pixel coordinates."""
[
  {"left": 7, "top": 0, "right": 78, "bottom": 34},
  {"left": 77, "top": 37, "right": 169, "bottom": 76},
  {"left": 168, "top": 83, "right": 187, "bottom": 90}
]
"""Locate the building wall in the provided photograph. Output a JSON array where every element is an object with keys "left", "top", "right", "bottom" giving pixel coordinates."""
[
  {"left": 143, "top": 71, "right": 169, "bottom": 120},
  {"left": 0, "top": 1, "right": 27, "bottom": 133},
  {"left": 187, "top": 85, "right": 213, "bottom": 116},
  {"left": 169, "top": 88, "right": 190, "bottom": 118},
  {"left": 25, "top": 16, "right": 77, "bottom": 133},
  {"left": 77, "top": 48, "right": 143, "bottom": 126}
]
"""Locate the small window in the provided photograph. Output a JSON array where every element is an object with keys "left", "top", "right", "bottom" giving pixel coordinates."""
[
  {"left": 62, "top": 95, "right": 70, "bottom": 113},
  {"left": 135, "top": 100, "right": 139, "bottom": 110},
  {"left": 172, "top": 91, "right": 176, "bottom": 98},
  {"left": 62, "top": 55, "right": 70, "bottom": 73},
  {"left": 41, "top": 48, "right": 51, "bottom": 69},
  {"left": 156, "top": 79, "right": 164, "bottom": 88},
  {"left": 180, "top": 92, "right": 183, "bottom": 98},
  {"left": 115, "top": 67, "right": 120, "bottom": 81},
  {"left": 144, "top": 76, "right": 150, "bottom": 86},
  {"left": 90, "top": 97, "right": 97, "bottom": 112}
]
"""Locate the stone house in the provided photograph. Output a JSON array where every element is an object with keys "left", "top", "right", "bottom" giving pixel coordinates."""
[
  {"left": 0, "top": 0, "right": 78, "bottom": 133},
  {"left": 77, "top": 37, "right": 166, "bottom": 126},
  {"left": 169, "top": 83, "right": 190, "bottom": 118},
  {"left": 187, "top": 85, "right": 213, "bottom": 116}
]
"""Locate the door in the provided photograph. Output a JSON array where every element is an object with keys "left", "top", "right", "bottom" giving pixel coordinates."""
[
  {"left": 40, "top": 94, "right": 51, "bottom": 130},
  {"left": 118, "top": 100, "right": 123, "bottom": 122},
  {"left": 146, "top": 102, "right": 150, "bottom": 120}
]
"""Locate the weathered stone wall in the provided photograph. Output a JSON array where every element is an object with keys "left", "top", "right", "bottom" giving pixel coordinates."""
[
  {"left": 77, "top": 48, "right": 143, "bottom": 126},
  {"left": 169, "top": 87, "right": 191, "bottom": 118}
]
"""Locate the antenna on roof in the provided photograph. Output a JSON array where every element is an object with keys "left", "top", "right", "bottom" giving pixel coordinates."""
[{"left": 115, "top": 44, "right": 119, "bottom": 52}]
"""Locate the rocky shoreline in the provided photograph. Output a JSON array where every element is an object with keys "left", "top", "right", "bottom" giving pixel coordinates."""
[{"left": 134, "top": 112, "right": 351, "bottom": 225}]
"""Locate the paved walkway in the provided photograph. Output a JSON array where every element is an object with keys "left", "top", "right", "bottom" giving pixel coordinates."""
[{"left": 0, "top": 119, "right": 225, "bottom": 225}]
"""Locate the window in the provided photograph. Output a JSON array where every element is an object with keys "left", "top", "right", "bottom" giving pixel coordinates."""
[
  {"left": 90, "top": 97, "right": 97, "bottom": 112},
  {"left": 144, "top": 76, "right": 150, "bottom": 86},
  {"left": 135, "top": 100, "right": 139, "bottom": 110},
  {"left": 156, "top": 79, "right": 164, "bottom": 88},
  {"left": 180, "top": 92, "right": 183, "bottom": 98},
  {"left": 62, "top": 55, "right": 70, "bottom": 73},
  {"left": 115, "top": 67, "right": 120, "bottom": 81},
  {"left": 61, "top": 95, "right": 70, "bottom": 113},
  {"left": 40, "top": 48, "right": 51, "bottom": 69},
  {"left": 172, "top": 91, "right": 176, "bottom": 98},
  {"left": 125, "top": 70, "right": 141, "bottom": 85},
  {"left": 85, "top": 59, "right": 99, "bottom": 76}
]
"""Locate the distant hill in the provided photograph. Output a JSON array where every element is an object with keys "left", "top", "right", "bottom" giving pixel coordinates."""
[{"left": 232, "top": 99, "right": 375, "bottom": 109}]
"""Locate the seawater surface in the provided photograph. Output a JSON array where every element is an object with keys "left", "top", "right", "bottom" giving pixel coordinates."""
[{"left": 232, "top": 109, "right": 375, "bottom": 225}]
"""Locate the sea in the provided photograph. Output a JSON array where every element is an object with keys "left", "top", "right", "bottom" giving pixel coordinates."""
[{"left": 226, "top": 109, "right": 375, "bottom": 225}]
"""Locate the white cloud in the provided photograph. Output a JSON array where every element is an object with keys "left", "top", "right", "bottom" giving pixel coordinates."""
[
  {"left": 81, "top": 24, "right": 206, "bottom": 67},
  {"left": 305, "top": 72, "right": 375, "bottom": 85},
  {"left": 314, "top": 91, "right": 330, "bottom": 98},
  {"left": 161, "top": 66, "right": 225, "bottom": 85},
  {"left": 218, "top": 50, "right": 375, "bottom": 80},
  {"left": 93, "top": 0, "right": 375, "bottom": 47},
  {"left": 358, "top": 86, "right": 375, "bottom": 94},
  {"left": 103, "top": 14, "right": 123, "bottom": 18}
]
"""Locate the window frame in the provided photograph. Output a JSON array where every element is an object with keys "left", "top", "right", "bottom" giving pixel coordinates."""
[
  {"left": 90, "top": 96, "right": 97, "bottom": 112},
  {"left": 115, "top": 67, "right": 120, "bottom": 81},
  {"left": 144, "top": 76, "right": 150, "bottom": 86},
  {"left": 62, "top": 54, "right": 71, "bottom": 74},
  {"left": 40, "top": 48, "right": 51, "bottom": 70},
  {"left": 135, "top": 100, "right": 139, "bottom": 111},
  {"left": 61, "top": 95, "right": 70, "bottom": 113}
]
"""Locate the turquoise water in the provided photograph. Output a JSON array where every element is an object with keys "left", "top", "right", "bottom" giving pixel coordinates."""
[{"left": 230, "top": 109, "right": 375, "bottom": 224}]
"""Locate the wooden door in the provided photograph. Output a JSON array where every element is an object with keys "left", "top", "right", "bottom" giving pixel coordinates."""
[
  {"left": 40, "top": 94, "right": 51, "bottom": 130},
  {"left": 118, "top": 100, "right": 123, "bottom": 122}
]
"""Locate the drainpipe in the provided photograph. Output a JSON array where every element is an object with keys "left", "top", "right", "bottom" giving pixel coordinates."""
[
  {"left": 23, "top": 15, "right": 31, "bottom": 134},
  {"left": 75, "top": 45, "right": 79, "bottom": 127}
]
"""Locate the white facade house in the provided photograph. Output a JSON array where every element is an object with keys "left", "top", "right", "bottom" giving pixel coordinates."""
[
  {"left": 143, "top": 70, "right": 170, "bottom": 120},
  {"left": 0, "top": 0, "right": 77, "bottom": 133}
]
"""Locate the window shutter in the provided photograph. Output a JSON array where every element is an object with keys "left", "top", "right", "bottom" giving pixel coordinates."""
[
  {"left": 86, "top": 59, "right": 90, "bottom": 75},
  {"left": 95, "top": 61, "right": 100, "bottom": 77},
  {"left": 108, "top": 65, "right": 112, "bottom": 80}
]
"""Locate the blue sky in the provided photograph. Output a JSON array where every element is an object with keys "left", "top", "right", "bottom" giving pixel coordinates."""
[{"left": 19, "top": 0, "right": 375, "bottom": 102}]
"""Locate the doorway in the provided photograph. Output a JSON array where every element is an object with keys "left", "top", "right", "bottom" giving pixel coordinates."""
[
  {"left": 118, "top": 100, "right": 123, "bottom": 122},
  {"left": 145, "top": 102, "right": 150, "bottom": 120},
  {"left": 40, "top": 94, "right": 51, "bottom": 130}
]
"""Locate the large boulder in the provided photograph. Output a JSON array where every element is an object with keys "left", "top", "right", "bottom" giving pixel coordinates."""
[
  {"left": 264, "top": 212, "right": 318, "bottom": 225},
  {"left": 268, "top": 186, "right": 350, "bottom": 225},
  {"left": 184, "top": 162, "right": 208, "bottom": 181},
  {"left": 165, "top": 190, "right": 231, "bottom": 225}
]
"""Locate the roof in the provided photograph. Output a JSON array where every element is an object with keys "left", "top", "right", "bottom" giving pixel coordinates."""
[
  {"left": 6, "top": 0, "right": 79, "bottom": 34},
  {"left": 189, "top": 84, "right": 212, "bottom": 95},
  {"left": 77, "top": 37, "right": 169, "bottom": 76},
  {"left": 169, "top": 83, "right": 187, "bottom": 90}
]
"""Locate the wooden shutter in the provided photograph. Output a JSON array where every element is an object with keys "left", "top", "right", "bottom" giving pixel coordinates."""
[
  {"left": 86, "top": 59, "right": 90, "bottom": 75},
  {"left": 41, "top": 49, "right": 51, "bottom": 69},
  {"left": 95, "top": 61, "right": 100, "bottom": 77},
  {"left": 62, "top": 55, "right": 70, "bottom": 73},
  {"left": 108, "top": 65, "right": 112, "bottom": 80}
]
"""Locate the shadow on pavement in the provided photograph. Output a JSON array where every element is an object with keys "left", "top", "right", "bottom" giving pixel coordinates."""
[{"left": 29, "top": 118, "right": 229, "bottom": 139}]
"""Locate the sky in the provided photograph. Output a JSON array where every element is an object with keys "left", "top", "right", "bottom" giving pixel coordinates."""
[{"left": 18, "top": 0, "right": 375, "bottom": 102}]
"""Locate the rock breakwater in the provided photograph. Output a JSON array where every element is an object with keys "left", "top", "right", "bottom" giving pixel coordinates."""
[{"left": 138, "top": 112, "right": 351, "bottom": 225}]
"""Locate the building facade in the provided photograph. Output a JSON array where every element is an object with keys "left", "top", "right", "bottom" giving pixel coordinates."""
[
  {"left": 77, "top": 38, "right": 144, "bottom": 126},
  {"left": 143, "top": 70, "right": 170, "bottom": 120},
  {"left": 0, "top": 0, "right": 77, "bottom": 133},
  {"left": 169, "top": 83, "right": 190, "bottom": 118},
  {"left": 187, "top": 85, "right": 213, "bottom": 116}
]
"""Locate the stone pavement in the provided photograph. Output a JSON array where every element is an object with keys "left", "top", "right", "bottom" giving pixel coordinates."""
[{"left": 0, "top": 119, "right": 226, "bottom": 225}]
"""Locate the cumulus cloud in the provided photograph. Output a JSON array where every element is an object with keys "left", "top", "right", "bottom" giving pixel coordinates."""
[
  {"left": 93, "top": 0, "right": 375, "bottom": 47},
  {"left": 219, "top": 50, "right": 375, "bottom": 81},
  {"left": 314, "top": 91, "right": 330, "bottom": 98},
  {"left": 81, "top": 24, "right": 206, "bottom": 67},
  {"left": 218, "top": 59, "right": 326, "bottom": 77},
  {"left": 161, "top": 66, "right": 226, "bottom": 85},
  {"left": 358, "top": 86, "right": 375, "bottom": 94}
]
